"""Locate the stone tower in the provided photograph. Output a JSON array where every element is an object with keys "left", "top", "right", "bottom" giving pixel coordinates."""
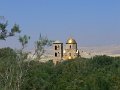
[
  {"left": 63, "top": 38, "right": 79, "bottom": 60},
  {"left": 53, "top": 40, "right": 63, "bottom": 64}
]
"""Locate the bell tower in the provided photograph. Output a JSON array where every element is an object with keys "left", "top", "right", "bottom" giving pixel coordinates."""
[{"left": 53, "top": 41, "right": 63, "bottom": 64}]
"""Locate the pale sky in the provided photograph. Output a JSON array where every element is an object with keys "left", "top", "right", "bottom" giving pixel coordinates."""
[{"left": 0, "top": 0, "right": 120, "bottom": 49}]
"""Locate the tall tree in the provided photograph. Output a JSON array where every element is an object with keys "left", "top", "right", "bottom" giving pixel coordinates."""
[
  {"left": 18, "top": 35, "right": 30, "bottom": 60},
  {"left": 34, "top": 34, "right": 53, "bottom": 59}
]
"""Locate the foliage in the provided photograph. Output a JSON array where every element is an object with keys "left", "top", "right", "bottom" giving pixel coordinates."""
[
  {"left": 0, "top": 18, "right": 21, "bottom": 40},
  {"left": 0, "top": 48, "right": 22, "bottom": 90},
  {"left": 34, "top": 34, "right": 53, "bottom": 59},
  {"left": 0, "top": 47, "right": 16, "bottom": 58},
  {"left": 0, "top": 49, "right": 120, "bottom": 90},
  {"left": 19, "top": 35, "right": 30, "bottom": 50},
  {"left": 17, "top": 35, "right": 30, "bottom": 61}
]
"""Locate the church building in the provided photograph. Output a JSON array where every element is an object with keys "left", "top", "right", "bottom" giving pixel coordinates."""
[{"left": 53, "top": 38, "right": 79, "bottom": 64}]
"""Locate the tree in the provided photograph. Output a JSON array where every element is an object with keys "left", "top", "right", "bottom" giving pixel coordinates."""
[
  {"left": 18, "top": 35, "right": 30, "bottom": 60},
  {"left": 0, "top": 47, "right": 23, "bottom": 90},
  {"left": 17, "top": 35, "right": 30, "bottom": 89},
  {"left": 34, "top": 34, "right": 53, "bottom": 59},
  {"left": 0, "top": 17, "right": 21, "bottom": 40},
  {"left": 19, "top": 35, "right": 30, "bottom": 51}
]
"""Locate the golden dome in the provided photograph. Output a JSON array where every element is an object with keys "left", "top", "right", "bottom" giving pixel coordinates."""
[
  {"left": 68, "top": 56, "right": 73, "bottom": 59},
  {"left": 66, "top": 38, "right": 77, "bottom": 44}
]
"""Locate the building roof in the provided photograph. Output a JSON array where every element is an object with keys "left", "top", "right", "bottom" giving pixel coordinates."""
[
  {"left": 53, "top": 40, "right": 62, "bottom": 44},
  {"left": 66, "top": 38, "right": 77, "bottom": 44}
]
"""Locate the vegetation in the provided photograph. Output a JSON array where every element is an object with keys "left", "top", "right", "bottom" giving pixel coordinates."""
[
  {"left": 0, "top": 17, "right": 119, "bottom": 90},
  {"left": 19, "top": 35, "right": 30, "bottom": 51},
  {"left": 0, "top": 18, "right": 20, "bottom": 40},
  {"left": 0, "top": 17, "right": 53, "bottom": 90},
  {"left": 0, "top": 48, "right": 120, "bottom": 90},
  {"left": 34, "top": 34, "right": 53, "bottom": 59}
]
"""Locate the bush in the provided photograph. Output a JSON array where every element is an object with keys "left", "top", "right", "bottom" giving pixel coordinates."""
[{"left": 0, "top": 47, "right": 16, "bottom": 58}]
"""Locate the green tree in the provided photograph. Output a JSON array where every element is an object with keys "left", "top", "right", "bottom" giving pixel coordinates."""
[
  {"left": 34, "top": 34, "right": 53, "bottom": 59},
  {"left": 18, "top": 35, "right": 30, "bottom": 59},
  {"left": 0, "top": 17, "right": 21, "bottom": 40},
  {"left": 19, "top": 35, "right": 30, "bottom": 51},
  {"left": 0, "top": 48, "right": 23, "bottom": 90}
]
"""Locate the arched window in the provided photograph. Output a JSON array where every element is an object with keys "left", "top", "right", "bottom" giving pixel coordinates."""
[
  {"left": 55, "top": 52, "right": 57, "bottom": 57},
  {"left": 69, "top": 53, "right": 71, "bottom": 56},
  {"left": 70, "top": 45, "right": 71, "bottom": 49},
  {"left": 55, "top": 46, "right": 57, "bottom": 50}
]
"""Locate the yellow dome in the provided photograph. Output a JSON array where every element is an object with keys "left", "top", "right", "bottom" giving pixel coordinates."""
[
  {"left": 68, "top": 56, "right": 72, "bottom": 59},
  {"left": 66, "top": 38, "right": 77, "bottom": 44}
]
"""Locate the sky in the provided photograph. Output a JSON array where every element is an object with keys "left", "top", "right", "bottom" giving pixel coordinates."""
[{"left": 0, "top": 0, "right": 120, "bottom": 49}]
